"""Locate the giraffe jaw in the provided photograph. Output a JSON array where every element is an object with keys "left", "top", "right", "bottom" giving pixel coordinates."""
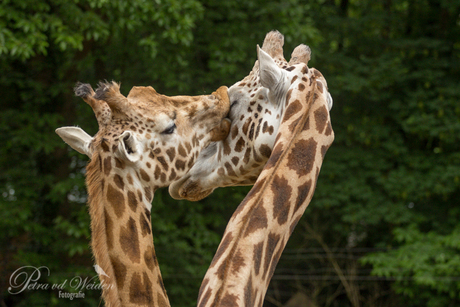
[{"left": 168, "top": 175, "right": 214, "bottom": 201}]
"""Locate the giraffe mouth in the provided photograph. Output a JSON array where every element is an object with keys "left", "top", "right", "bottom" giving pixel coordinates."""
[
  {"left": 169, "top": 166, "right": 216, "bottom": 201},
  {"left": 169, "top": 177, "right": 188, "bottom": 200},
  {"left": 169, "top": 175, "right": 212, "bottom": 201}
]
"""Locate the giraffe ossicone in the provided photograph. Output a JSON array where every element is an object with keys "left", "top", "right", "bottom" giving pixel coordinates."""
[
  {"left": 56, "top": 81, "right": 230, "bottom": 307},
  {"left": 169, "top": 30, "right": 333, "bottom": 201}
]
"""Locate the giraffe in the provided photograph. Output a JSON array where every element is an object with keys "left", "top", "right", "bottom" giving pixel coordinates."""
[
  {"left": 172, "top": 31, "right": 335, "bottom": 306},
  {"left": 169, "top": 30, "right": 332, "bottom": 201},
  {"left": 55, "top": 81, "right": 230, "bottom": 307}
]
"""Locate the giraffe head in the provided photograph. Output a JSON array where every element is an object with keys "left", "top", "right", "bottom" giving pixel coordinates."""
[
  {"left": 55, "top": 82, "right": 230, "bottom": 306},
  {"left": 169, "top": 31, "right": 333, "bottom": 201},
  {"left": 57, "top": 81, "right": 230, "bottom": 198}
]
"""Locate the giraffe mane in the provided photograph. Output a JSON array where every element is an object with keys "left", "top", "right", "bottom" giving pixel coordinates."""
[{"left": 85, "top": 154, "right": 122, "bottom": 307}]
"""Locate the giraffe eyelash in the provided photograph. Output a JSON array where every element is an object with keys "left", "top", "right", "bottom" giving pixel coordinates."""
[{"left": 161, "top": 123, "right": 176, "bottom": 135}]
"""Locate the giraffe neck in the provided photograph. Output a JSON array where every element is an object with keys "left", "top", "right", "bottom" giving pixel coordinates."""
[
  {"left": 198, "top": 82, "right": 334, "bottom": 307},
  {"left": 86, "top": 155, "right": 170, "bottom": 307}
]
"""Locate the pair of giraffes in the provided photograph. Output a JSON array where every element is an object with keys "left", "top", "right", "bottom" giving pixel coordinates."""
[{"left": 56, "top": 31, "right": 334, "bottom": 307}]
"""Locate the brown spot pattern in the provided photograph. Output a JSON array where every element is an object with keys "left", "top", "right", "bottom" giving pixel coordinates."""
[
  {"left": 144, "top": 187, "right": 153, "bottom": 203},
  {"left": 287, "top": 138, "right": 317, "bottom": 177},
  {"left": 231, "top": 124, "right": 239, "bottom": 139},
  {"left": 113, "top": 174, "right": 124, "bottom": 190},
  {"left": 235, "top": 137, "right": 245, "bottom": 153},
  {"left": 271, "top": 175, "right": 292, "bottom": 225},
  {"left": 288, "top": 116, "right": 302, "bottom": 132},
  {"left": 284, "top": 88, "right": 293, "bottom": 107},
  {"left": 301, "top": 65, "right": 308, "bottom": 75},
  {"left": 316, "top": 80, "right": 324, "bottom": 93},
  {"left": 144, "top": 245, "right": 155, "bottom": 270},
  {"left": 220, "top": 293, "right": 238, "bottom": 306},
  {"left": 267, "top": 243, "right": 284, "bottom": 282},
  {"left": 166, "top": 148, "right": 176, "bottom": 161},
  {"left": 248, "top": 123, "right": 255, "bottom": 140},
  {"left": 303, "top": 115, "right": 310, "bottom": 131},
  {"left": 175, "top": 159, "right": 186, "bottom": 171},
  {"left": 168, "top": 168, "right": 177, "bottom": 181},
  {"left": 243, "top": 147, "right": 252, "bottom": 164},
  {"left": 244, "top": 203, "right": 268, "bottom": 237},
  {"left": 253, "top": 241, "right": 264, "bottom": 276},
  {"left": 262, "top": 232, "right": 281, "bottom": 280},
  {"left": 259, "top": 144, "right": 272, "bottom": 158},
  {"left": 101, "top": 140, "right": 110, "bottom": 152},
  {"left": 231, "top": 249, "right": 245, "bottom": 275},
  {"left": 114, "top": 157, "right": 125, "bottom": 169},
  {"left": 129, "top": 272, "right": 153, "bottom": 305},
  {"left": 185, "top": 141, "right": 192, "bottom": 154},
  {"left": 139, "top": 168, "right": 151, "bottom": 182},
  {"left": 265, "top": 142, "right": 283, "bottom": 170},
  {"left": 244, "top": 275, "right": 256, "bottom": 307},
  {"left": 314, "top": 105, "right": 328, "bottom": 134},
  {"left": 282, "top": 99, "right": 302, "bottom": 123},
  {"left": 313, "top": 68, "right": 323, "bottom": 78},
  {"left": 144, "top": 207, "right": 151, "bottom": 221},
  {"left": 154, "top": 165, "right": 161, "bottom": 180},
  {"left": 223, "top": 139, "right": 231, "bottom": 155},
  {"left": 178, "top": 143, "right": 187, "bottom": 157},
  {"left": 104, "top": 208, "right": 114, "bottom": 250},
  {"left": 295, "top": 180, "right": 312, "bottom": 213},
  {"left": 325, "top": 121, "right": 333, "bottom": 136},
  {"left": 140, "top": 211, "right": 151, "bottom": 237},
  {"left": 120, "top": 217, "right": 140, "bottom": 263},
  {"left": 106, "top": 184, "right": 125, "bottom": 218},
  {"left": 244, "top": 178, "right": 265, "bottom": 204},
  {"left": 110, "top": 255, "right": 127, "bottom": 290},
  {"left": 103, "top": 157, "right": 112, "bottom": 176},
  {"left": 242, "top": 117, "right": 251, "bottom": 135},
  {"left": 224, "top": 162, "right": 237, "bottom": 177},
  {"left": 210, "top": 232, "right": 233, "bottom": 270},
  {"left": 157, "top": 156, "right": 169, "bottom": 171},
  {"left": 199, "top": 288, "right": 212, "bottom": 307},
  {"left": 127, "top": 191, "right": 137, "bottom": 211}
]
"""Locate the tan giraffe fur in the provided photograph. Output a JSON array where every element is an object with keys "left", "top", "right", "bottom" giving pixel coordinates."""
[
  {"left": 56, "top": 82, "right": 230, "bottom": 307},
  {"left": 170, "top": 31, "right": 332, "bottom": 201},
  {"left": 195, "top": 33, "right": 335, "bottom": 306}
]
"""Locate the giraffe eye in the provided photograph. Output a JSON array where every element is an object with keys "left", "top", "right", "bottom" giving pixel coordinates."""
[{"left": 162, "top": 123, "right": 176, "bottom": 135}]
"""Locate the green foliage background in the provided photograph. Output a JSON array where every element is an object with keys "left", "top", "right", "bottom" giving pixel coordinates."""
[{"left": 1, "top": 0, "right": 459, "bottom": 306}]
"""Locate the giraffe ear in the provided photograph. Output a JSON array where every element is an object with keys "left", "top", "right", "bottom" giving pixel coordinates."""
[
  {"left": 116, "top": 131, "right": 142, "bottom": 163},
  {"left": 56, "top": 127, "right": 93, "bottom": 157},
  {"left": 257, "top": 45, "right": 288, "bottom": 98}
]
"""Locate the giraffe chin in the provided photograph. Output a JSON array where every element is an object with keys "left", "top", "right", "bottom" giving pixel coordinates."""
[{"left": 168, "top": 176, "right": 214, "bottom": 201}]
